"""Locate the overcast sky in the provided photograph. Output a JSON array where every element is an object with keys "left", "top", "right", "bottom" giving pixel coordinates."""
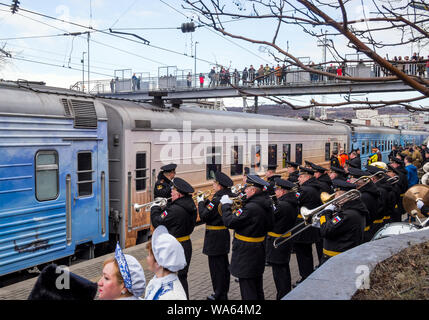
[{"left": 0, "top": 0, "right": 426, "bottom": 108}]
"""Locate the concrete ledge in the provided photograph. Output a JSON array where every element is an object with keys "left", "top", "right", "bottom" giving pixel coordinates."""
[{"left": 283, "top": 228, "right": 429, "bottom": 300}]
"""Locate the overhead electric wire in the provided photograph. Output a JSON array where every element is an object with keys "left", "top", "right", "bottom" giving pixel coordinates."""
[
  {"left": 2, "top": 9, "right": 168, "bottom": 66},
  {"left": 6, "top": 56, "right": 114, "bottom": 78},
  {"left": 0, "top": 2, "right": 217, "bottom": 65},
  {"left": 158, "top": 0, "right": 272, "bottom": 64}
]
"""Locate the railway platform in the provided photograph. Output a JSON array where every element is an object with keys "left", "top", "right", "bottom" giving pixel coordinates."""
[{"left": 0, "top": 224, "right": 317, "bottom": 300}]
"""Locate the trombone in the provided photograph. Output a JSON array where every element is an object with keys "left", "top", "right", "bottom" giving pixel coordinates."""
[
  {"left": 273, "top": 189, "right": 361, "bottom": 248},
  {"left": 134, "top": 197, "right": 171, "bottom": 212}
]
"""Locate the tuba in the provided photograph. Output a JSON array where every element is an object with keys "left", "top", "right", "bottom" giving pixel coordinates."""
[{"left": 273, "top": 189, "right": 361, "bottom": 248}]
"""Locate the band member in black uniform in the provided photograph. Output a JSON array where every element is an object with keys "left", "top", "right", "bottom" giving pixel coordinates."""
[
  {"left": 304, "top": 160, "right": 315, "bottom": 168},
  {"left": 319, "top": 179, "right": 368, "bottom": 263},
  {"left": 347, "top": 151, "right": 362, "bottom": 169},
  {"left": 310, "top": 164, "right": 334, "bottom": 194},
  {"left": 386, "top": 165, "right": 402, "bottom": 223},
  {"left": 328, "top": 166, "right": 348, "bottom": 181},
  {"left": 153, "top": 163, "right": 177, "bottom": 200},
  {"left": 150, "top": 177, "right": 197, "bottom": 299},
  {"left": 367, "top": 165, "right": 395, "bottom": 229},
  {"left": 266, "top": 178, "right": 298, "bottom": 299},
  {"left": 348, "top": 168, "right": 380, "bottom": 242},
  {"left": 265, "top": 164, "right": 281, "bottom": 197},
  {"left": 198, "top": 171, "right": 234, "bottom": 300},
  {"left": 389, "top": 157, "right": 408, "bottom": 221},
  {"left": 330, "top": 150, "right": 341, "bottom": 168},
  {"left": 294, "top": 166, "right": 323, "bottom": 284},
  {"left": 285, "top": 161, "right": 300, "bottom": 183},
  {"left": 220, "top": 174, "right": 274, "bottom": 300}
]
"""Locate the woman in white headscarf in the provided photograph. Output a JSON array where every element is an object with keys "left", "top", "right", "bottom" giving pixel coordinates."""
[
  {"left": 97, "top": 243, "right": 146, "bottom": 300},
  {"left": 144, "top": 226, "right": 187, "bottom": 300}
]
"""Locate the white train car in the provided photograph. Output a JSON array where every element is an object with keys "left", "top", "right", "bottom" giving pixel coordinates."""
[{"left": 102, "top": 99, "right": 349, "bottom": 248}]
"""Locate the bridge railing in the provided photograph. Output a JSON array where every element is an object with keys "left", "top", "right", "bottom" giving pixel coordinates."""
[{"left": 73, "top": 60, "right": 429, "bottom": 94}]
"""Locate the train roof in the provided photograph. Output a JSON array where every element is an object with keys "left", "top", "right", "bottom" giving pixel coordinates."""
[
  {"left": 0, "top": 81, "right": 107, "bottom": 120},
  {"left": 101, "top": 99, "right": 350, "bottom": 134}
]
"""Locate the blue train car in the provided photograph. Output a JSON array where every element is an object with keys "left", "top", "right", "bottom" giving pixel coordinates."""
[
  {"left": 348, "top": 125, "right": 400, "bottom": 167},
  {"left": 0, "top": 82, "right": 109, "bottom": 276},
  {"left": 400, "top": 129, "right": 428, "bottom": 147}
]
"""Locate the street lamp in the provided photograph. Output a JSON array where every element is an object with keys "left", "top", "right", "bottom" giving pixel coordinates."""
[
  {"left": 81, "top": 51, "right": 86, "bottom": 92},
  {"left": 194, "top": 41, "right": 199, "bottom": 88}
]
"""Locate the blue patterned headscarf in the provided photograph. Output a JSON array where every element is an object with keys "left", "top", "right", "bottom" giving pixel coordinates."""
[{"left": 114, "top": 242, "right": 132, "bottom": 290}]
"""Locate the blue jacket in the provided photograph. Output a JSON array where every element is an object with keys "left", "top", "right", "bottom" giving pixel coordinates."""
[{"left": 405, "top": 164, "right": 418, "bottom": 188}]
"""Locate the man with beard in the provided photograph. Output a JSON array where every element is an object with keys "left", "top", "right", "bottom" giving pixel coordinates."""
[
  {"left": 266, "top": 178, "right": 299, "bottom": 299},
  {"left": 293, "top": 166, "right": 323, "bottom": 284},
  {"left": 198, "top": 171, "right": 234, "bottom": 301},
  {"left": 319, "top": 179, "right": 368, "bottom": 263},
  {"left": 310, "top": 163, "right": 334, "bottom": 194},
  {"left": 154, "top": 163, "right": 177, "bottom": 200},
  {"left": 348, "top": 168, "right": 380, "bottom": 242},
  {"left": 220, "top": 174, "right": 274, "bottom": 300},
  {"left": 285, "top": 161, "right": 300, "bottom": 183},
  {"left": 150, "top": 177, "right": 197, "bottom": 299}
]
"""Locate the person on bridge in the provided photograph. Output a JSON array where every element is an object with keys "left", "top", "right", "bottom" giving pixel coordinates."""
[
  {"left": 144, "top": 226, "right": 187, "bottom": 300},
  {"left": 199, "top": 73, "right": 205, "bottom": 88},
  {"left": 198, "top": 171, "right": 234, "bottom": 300},
  {"left": 220, "top": 174, "right": 274, "bottom": 300},
  {"left": 150, "top": 177, "right": 197, "bottom": 299}
]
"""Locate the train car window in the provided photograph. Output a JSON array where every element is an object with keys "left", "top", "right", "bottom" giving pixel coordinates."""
[
  {"left": 325, "top": 143, "right": 331, "bottom": 161},
  {"left": 231, "top": 145, "right": 243, "bottom": 176},
  {"left": 366, "top": 141, "right": 370, "bottom": 154},
  {"left": 296, "top": 144, "right": 303, "bottom": 165},
  {"left": 77, "top": 152, "right": 93, "bottom": 197},
  {"left": 282, "top": 144, "right": 291, "bottom": 168},
  {"left": 251, "top": 144, "right": 261, "bottom": 172},
  {"left": 268, "top": 144, "right": 277, "bottom": 167},
  {"left": 35, "top": 151, "right": 59, "bottom": 201},
  {"left": 333, "top": 142, "right": 338, "bottom": 154},
  {"left": 136, "top": 153, "right": 147, "bottom": 191},
  {"left": 207, "top": 146, "right": 222, "bottom": 179},
  {"left": 344, "top": 143, "right": 347, "bottom": 152},
  {"left": 361, "top": 142, "right": 365, "bottom": 155}
]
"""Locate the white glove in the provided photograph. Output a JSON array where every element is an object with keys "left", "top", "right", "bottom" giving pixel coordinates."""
[
  {"left": 324, "top": 204, "right": 337, "bottom": 212},
  {"left": 220, "top": 195, "right": 232, "bottom": 205},
  {"left": 197, "top": 194, "right": 205, "bottom": 203},
  {"left": 416, "top": 199, "right": 424, "bottom": 210}
]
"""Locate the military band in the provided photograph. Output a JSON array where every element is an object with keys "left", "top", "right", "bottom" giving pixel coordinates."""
[{"left": 146, "top": 142, "right": 427, "bottom": 300}]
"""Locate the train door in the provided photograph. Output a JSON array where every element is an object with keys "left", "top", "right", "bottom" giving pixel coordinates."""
[
  {"left": 126, "top": 142, "right": 151, "bottom": 247},
  {"left": 70, "top": 141, "right": 100, "bottom": 251}
]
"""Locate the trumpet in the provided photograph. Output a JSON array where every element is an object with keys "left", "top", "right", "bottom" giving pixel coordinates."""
[
  {"left": 231, "top": 184, "right": 243, "bottom": 194},
  {"left": 134, "top": 197, "right": 171, "bottom": 212},
  {"left": 192, "top": 190, "right": 212, "bottom": 201},
  {"left": 273, "top": 189, "right": 361, "bottom": 248}
]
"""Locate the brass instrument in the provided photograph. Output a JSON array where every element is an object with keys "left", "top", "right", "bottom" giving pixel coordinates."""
[
  {"left": 320, "top": 175, "right": 374, "bottom": 204},
  {"left": 386, "top": 175, "right": 400, "bottom": 185},
  {"left": 231, "top": 184, "right": 244, "bottom": 194},
  {"left": 217, "top": 195, "right": 245, "bottom": 216},
  {"left": 134, "top": 197, "right": 171, "bottom": 212},
  {"left": 370, "top": 162, "right": 388, "bottom": 170},
  {"left": 192, "top": 190, "right": 212, "bottom": 201},
  {"left": 273, "top": 189, "right": 361, "bottom": 248}
]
